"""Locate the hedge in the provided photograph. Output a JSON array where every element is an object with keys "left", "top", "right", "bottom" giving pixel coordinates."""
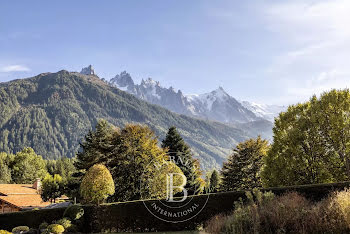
[
  {"left": 0, "top": 207, "right": 65, "bottom": 231},
  {"left": 1, "top": 181, "right": 350, "bottom": 232}
]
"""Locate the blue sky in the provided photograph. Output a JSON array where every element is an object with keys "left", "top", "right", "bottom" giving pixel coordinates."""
[{"left": 1, "top": 0, "right": 349, "bottom": 105}]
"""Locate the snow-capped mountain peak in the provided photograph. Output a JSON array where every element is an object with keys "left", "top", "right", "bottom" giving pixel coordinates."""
[
  {"left": 241, "top": 101, "right": 286, "bottom": 122},
  {"left": 108, "top": 71, "right": 283, "bottom": 125},
  {"left": 207, "top": 86, "right": 229, "bottom": 100}
]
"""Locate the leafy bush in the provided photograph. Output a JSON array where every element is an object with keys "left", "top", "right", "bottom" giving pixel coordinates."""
[
  {"left": 56, "top": 218, "right": 71, "bottom": 229},
  {"left": 80, "top": 164, "right": 115, "bottom": 204},
  {"left": 11, "top": 226, "right": 29, "bottom": 233},
  {"left": 0, "top": 230, "right": 12, "bottom": 234},
  {"left": 47, "top": 224, "right": 64, "bottom": 234},
  {"left": 63, "top": 205, "right": 84, "bottom": 221},
  {"left": 39, "top": 222, "right": 49, "bottom": 230}
]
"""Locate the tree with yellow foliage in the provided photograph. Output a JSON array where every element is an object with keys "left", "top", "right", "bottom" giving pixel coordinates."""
[{"left": 80, "top": 164, "right": 115, "bottom": 205}]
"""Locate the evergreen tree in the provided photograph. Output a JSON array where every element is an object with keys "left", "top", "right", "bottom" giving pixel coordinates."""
[
  {"left": 47, "top": 157, "right": 76, "bottom": 181},
  {"left": 161, "top": 126, "right": 202, "bottom": 195},
  {"left": 209, "top": 169, "right": 220, "bottom": 193},
  {"left": 70, "top": 119, "right": 116, "bottom": 201},
  {"left": 221, "top": 136, "right": 268, "bottom": 191},
  {"left": 75, "top": 119, "right": 117, "bottom": 171},
  {"left": 0, "top": 152, "right": 12, "bottom": 183}
]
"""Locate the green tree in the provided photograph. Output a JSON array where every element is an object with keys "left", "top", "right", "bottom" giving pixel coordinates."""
[
  {"left": 209, "top": 169, "right": 220, "bottom": 193},
  {"left": 161, "top": 126, "right": 202, "bottom": 195},
  {"left": 71, "top": 119, "right": 116, "bottom": 201},
  {"left": 221, "top": 136, "right": 268, "bottom": 191},
  {"left": 41, "top": 174, "right": 66, "bottom": 203},
  {"left": 109, "top": 124, "right": 184, "bottom": 201},
  {"left": 263, "top": 89, "right": 350, "bottom": 186},
  {"left": 47, "top": 157, "right": 76, "bottom": 180},
  {"left": 80, "top": 164, "right": 115, "bottom": 205},
  {"left": 11, "top": 148, "right": 47, "bottom": 183},
  {"left": 75, "top": 119, "right": 117, "bottom": 171},
  {"left": 0, "top": 152, "right": 12, "bottom": 183}
]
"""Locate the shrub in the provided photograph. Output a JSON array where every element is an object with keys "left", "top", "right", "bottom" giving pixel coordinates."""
[
  {"left": 205, "top": 188, "right": 350, "bottom": 234},
  {"left": 332, "top": 188, "right": 350, "bottom": 227},
  {"left": 56, "top": 218, "right": 71, "bottom": 229},
  {"left": 204, "top": 191, "right": 312, "bottom": 233},
  {"left": 315, "top": 188, "right": 350, "bottom": 233},
  {"left": 80, "top": 164, "right": 115, "bottom": 205},
  {"left": 11, "top": 226, "right": 29, "bottom": 233},
  {"left": 0, "top": 230, "right": 12, "bottom": 234},
  {"left": 204, "top": 189, "right": 275, "bottom": 234},
  {"left": 39, "top": 222, "right": 49, "bottom": 230},
  {"left": 63, "top": 205, "right": 84, "bottom": 221},
  {"left": 47, "top": 224, "right": 64, "bottom": 234},
  {"left": 259, "top": 192, "right": 311, "bottom": 233},
  {"left": 204, "top": 214, "right": 230, "bottom": 234}
]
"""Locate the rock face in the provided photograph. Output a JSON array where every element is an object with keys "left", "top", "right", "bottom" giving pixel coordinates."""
[
  {"left": 80, "top": 65, "right": 95, "bottom": 75},
  {"left": 110, "top": 72, "right": 194, "bottom": 115},
  {"left": 110, "top": 71, "right": 134, "bottom": 88}
]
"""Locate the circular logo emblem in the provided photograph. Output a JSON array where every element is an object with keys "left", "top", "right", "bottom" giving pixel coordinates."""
[{"left": 140, "top": 152, "right": 209, "bottom": 223}]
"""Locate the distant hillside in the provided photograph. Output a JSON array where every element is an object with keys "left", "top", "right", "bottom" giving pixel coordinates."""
[{"left": 0, "top": 70, "right": 262, "bottom": 169}]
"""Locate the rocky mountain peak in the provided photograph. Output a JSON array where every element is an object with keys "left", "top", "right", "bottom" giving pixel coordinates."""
[
  {"left": 213, "top": 86, "right": 228, "bottom": 96},
  {"left": 110, "top": 71, "right": 134, "bottom": 88},
  {"left": 80, "top": 65, "right": 95, "bottom": 75},
  {"left": 141, "top": 78, "right": 160, "bottom": 87}
]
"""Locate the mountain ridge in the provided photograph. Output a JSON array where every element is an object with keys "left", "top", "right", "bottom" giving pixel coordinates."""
[{"left": 0, "top": 70, "right": 264, "bottom": 169}]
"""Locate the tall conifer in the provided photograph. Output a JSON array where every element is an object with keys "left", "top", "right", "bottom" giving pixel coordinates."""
[{"left": 162, "top": 126, "right": 202, "bottom": 195}]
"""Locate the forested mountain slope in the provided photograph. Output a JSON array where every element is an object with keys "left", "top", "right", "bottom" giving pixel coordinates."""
[{"left": 0, "top": 70, "right": 257, "bottom": 168}]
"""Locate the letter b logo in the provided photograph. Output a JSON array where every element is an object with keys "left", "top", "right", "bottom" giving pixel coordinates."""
[{"left": 166, "top": 173, "right": 187, "bottom": 202}]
